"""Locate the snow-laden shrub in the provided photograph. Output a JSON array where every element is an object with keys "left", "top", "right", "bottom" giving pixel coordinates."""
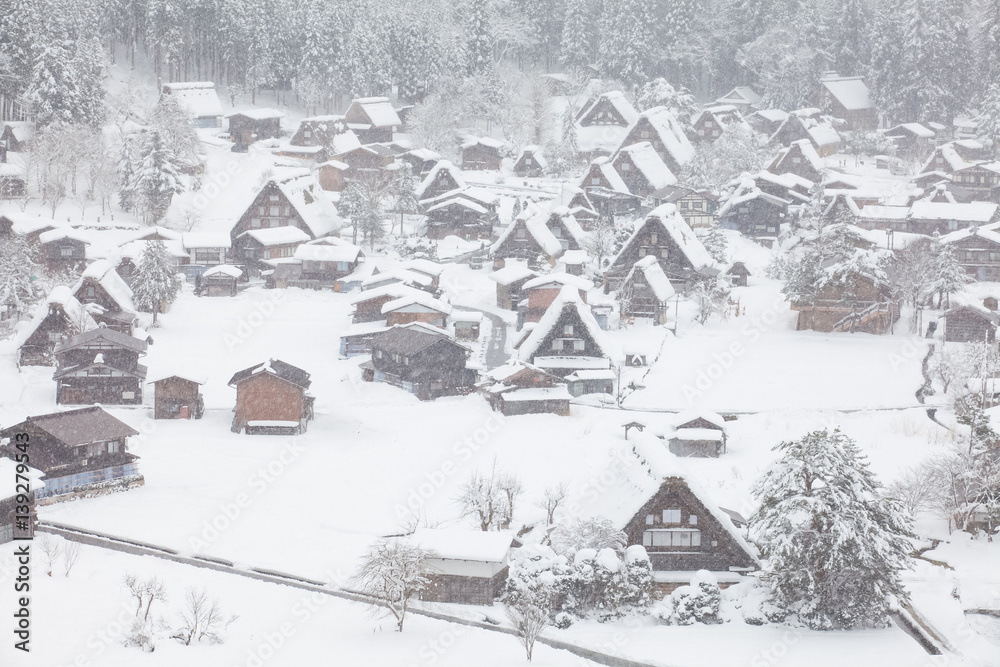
[{"left": 652, "top": 570, "right": 722, "bottom": 625}]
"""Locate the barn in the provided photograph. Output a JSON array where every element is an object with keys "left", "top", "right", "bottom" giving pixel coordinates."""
[
  {"left": 409, "top": 529, "right": 514, "bottom": 605},
  {"left": 228, "top": 359, "right": 315, "bottom": 434},
  {"left": 150, "top": 374, "right": 206, "bottom": 419}
]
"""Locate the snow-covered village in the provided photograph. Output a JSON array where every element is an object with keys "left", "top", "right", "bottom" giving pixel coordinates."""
[{"left": 1, "top": 1, "right": 1000, "bottom": 666}]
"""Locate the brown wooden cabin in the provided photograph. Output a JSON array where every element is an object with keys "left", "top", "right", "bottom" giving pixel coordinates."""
[
  {"left": 516, "top": 286, "right": 610, "bottom": 378},
  {"left": 352, "top": 285, "right": 423, "bottom": 323},
  {"left": 951, "top": 163, "right": 1000, "bottom": 203},
  {"left": 622, "top": 476, "right": 758, "bottom": 592},
  {"left": 768, "top": 139, "right": 825, "bottom": 183},
  {"left": 691, "top": 105, "right": 746, "bottom": 142},
  {"left": 182, "top": 232, "right": 231, "bottom": 269},
  {"left": 513, "top": 146, "right": 546, "bottom": 177},
  {"left": 577, "top": 91, "right": 637, "bottom": 127},
  {"left": 53, "top": 326, "right": 148, "bottom": 405},
  {"left": 610, "top": 142, "right": 675, "bottom": 198},
  {"left": 747, "top": 109, "right": 788, "bottom": 137},
  {"left": 290, "top": 115, "right": 348, "bottom": 147},
  {"left": 228, "top": 359, "right": 314, "bottom": 434},
  {"left": 16, "top": 287, "right": 97, "bottom": 366},
  {"left": 199, "top": 264, "right": 242, "bottom": 296},
  {"left": 606, "top": 206, "right": 718, "bottom": 288},
  {"left": 382, "top": 293, "right": 451, "bottom": 329},
  {"left": 791, "top": 269, "right": 896, "bottom": 334},
  {"left": 942, "top": 305, "right": 998, "bottom": 343},
  {"left": 424, "top": 197, "right": 494, "bottom": 241},
  {"left": 72, "top": 261, "right": 137, "bottom": 334},
  {"left": 651, "top": 186, "right": 719, "bottom": 228},
  {"left": 364, "top": 323, "right": 475, "bottom": 401},
  {"left": 808, "top": 73, "right": 877, "bottom": 131},
  {"left": 462, "top": 138, "right": 505, "bottom": 171},
  {"left": 619, "top": 107, "right": 695, "bottom": 175},
  {"left": 719, "top": 190, "right": 789, "bottom": 241},
  {"left": 668, "top": 412, "right": 727, "bottom": 457},
  {"left": 726, "top": 262, "right": 751, "bottom": 287},
  {"left": 317, "top": 160, "right": 349, "bottom": 192},
  {"left": 942, "top": 227, "right": 1000, "bottom": 282},
  {"left": 489, "top": 264, "right": 537, "bottom": 310},
  {"left": 226, "top": 109, "right": 283, "bottom": 145},
  {"left": 768, "top": 114, "right": 840, "bottom": 157},
  {"left": 344, "top": 97, "right": 402, "bottom": 144},
  {"left": 410, "top": 529, "right": 513, "bottom": 605},
  {"left": 452, "top": 311, "right": 482, "bottom": 341},
  {"left": 230, "top": 179, "right": 321, "bottom": 247},
  {"left": 39, "top": 229, "right": 89, "bottom": 269},
  {"left": 618, "top": 256, "right": 675, "bottom": 326},
  {"left": 519, "top": 273, "right": 592, "bottom": 325},
  {"left": 150, "top": 374, "right": 205, "bottom": 419},
  {"left": 482, "top": 361, "right": 571, "bottom": 417},
  {"left": 0, "top": 406, "right": 142, "bottom": 501},
  {"left": 416, "top": 161, "right": 465, "bottom": 202},
  {"left": 332, "top": 145, "right": 395, "bottom": 173},
  {"left": 292, "top": 241, "right": 364, "bottom": 287}
]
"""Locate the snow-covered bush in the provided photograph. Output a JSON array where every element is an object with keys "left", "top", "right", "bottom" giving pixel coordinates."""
[{"left": 652, "top": 570, "right": 721, "bottom": 625}]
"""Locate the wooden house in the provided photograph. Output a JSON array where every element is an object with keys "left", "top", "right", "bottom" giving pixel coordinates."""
[
  {"left": 605, "top": 204, "right": 719, "bottom": 288},
  {"left": 424, "top": 196, "right": 495, "bottom": 241},
  {"left": 317, "top": 160, "right": 350, "bottom": 192},
  {"left": 577, "top": 91, "right": 638, "bottom": 127},
  {"left": 768, "top": 139, "right": 826, "bottom": 183},
  {"left": 0, "top": 406, "right": 142, "bottom": 501},
  {"left": 690, "top": 105, "right": 750, "bottom": 142},
  {"left": 0, "top": 459, "right": 42, "bottom": 542},
  {"left": 942, "top": 305, "right": 998, "bottom": 343},
  {"left": 53, "top": 326, "right": 148, "bottom": 405},
  {"left": 519, "top": 272, "right": 593, "bottom": 325},
  {"left": 516, "top": 285, "right": 613, "bottom": 378},
  {"left": 651, "top": 186, "right": 719, "bottom": 228},
  {"left": 726, "top": 262, "right": 751, "bottom": 287},
  {"left": 907, "top": 202, "right": 1000, "bottom": 235},
  {"left": 235, "top": 226, "right": 311, "bottom": 274},
  {"left": 338, "top": 320, "right": 390, "bottom": 358},
  {"left": 150, "top": 374, "right": 205, "bottom": 419},
  {"left": 489, "top": 263, "right": 537, "bottom": 310},
  {"left": 352, "top": 285, "right": 425, "bottom": 323},
  {"left": 941, "top": 225, "right": 1000, "bottom": 282},
  {"left": 228, "top": 359, "right": 314, "bottom": 434},
  {"left": 491, "top": 208, "right": 571, "bottom": 267},
  {"left": 578, "top": 157, "right": 634, "bottom": 215},
  {"left": 229, "top": 173, "right": 340, "bottom": 247},
  {"left": 416, "top": 160, "right": 466, "bottom": 203},
  {"left": 71, "top": 260, "right": 137, "bottom": 334},
  {"left": 289, "top": 115, "right": 361, "bottom": 155},
  {"left": 344, "top": 97, "right": 402, "bottom": 144},
  {"left": 621, "top": 473, "right": 758, "bottom": 589},
  {"left": 38, "top": 228, "right": 89, "bottom": 269},
  {"left": 747, "top": 109, "right": 788, "bottom": 137},
  {"left": 618, "top": 256, "right": 676, "bottom": 325},
  {"left": 160, "top": 82, "right": 224, "bottom": 128},
  {"left": 182, "top": 232, "right": 231, "bottom": 268},
  {"left": 950, "top": 162, "right": 1000, "bottom": 203},
  {"left": 409, "top": 529, "right": 513, "bottom": 605},
  {"left": 226, "top": 108, "right": 284, "bottom": 144},
  {"left": 768, "top": 111, "right": 840, "bottom": 157},
  {"left": 403, "top": 258, "right": 445, "bottom": 290},
  {"left": 566, "top": 369, "right": 615, "bottom": 396},
  {"left": 364, "top": 323, "right": 475, "bottom": 400},
  {"left": 564, "top": 187, "right": 600, "bottom": 228},
  {"left": 0, "top": 151, "right": 26, "bottom": 198},
  {"left": 809, "top": 72, "right": 877, "bottom": 131},
  {"left": 332, "top": 144, "right": 395, "bottom": 173},
  {"left": 885, "top": 123, "right": 936, "bottom": 159},
  {"left": 790, "top": 257, "right": 895, "bottom": 334},
  {"left": 452, "top": 311, "right": 482, "bottom": 341},
  {"left": 513, "top": 145, "right": 547, "bottom": 177},
  {"left": 714, "top": 86, "right": 761, "bottom": 113},
  {"left": 396, "top": 147, "right": 441, "bottom": 177},
  {"left": 618, "top": 106, "right": 696, "bottom": 175},
  {"left": 294, "top": 239, "right": 364, "bottom": 285},
  {"left": 15, "top": 286, "right": 97, "bottom": 367},
  {"left": 668, "top": 412, "right": 727, "bottom": 457},
  {"left": 718, "top": 185, "right": 789, "bottom": 242},
  {"left": 199, "top": 264, "right": 242, "bottom": 296},
  {"left": 461, "top": 137, "right": 505, "bottom": 171},
  {"left": 381, "top": 292, "right": 452, "bottom": 328},
  {"left": 611, "top": 142, "right": 676, "bottom": 197},
  {"left": 116, "top": 237, "right": 189, "bottom": 285},
  {"left": 481, "top": 360, "right": 571, "bottom": 417}
]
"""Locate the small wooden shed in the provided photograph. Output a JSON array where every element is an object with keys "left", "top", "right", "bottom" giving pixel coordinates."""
[
  {"left": 150, "top": 374, "right": 206, "bottom": 419},
  {"left": 726, "top": 262, "right": 751, "bottom": 287},
  {"left": 200, "top": 264, "right": 242, "bottom": 296}
]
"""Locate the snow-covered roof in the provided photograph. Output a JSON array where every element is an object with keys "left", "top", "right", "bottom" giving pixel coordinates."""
[
  {"left": 616, "top": 142, "right": 677, "bottom": 190},
  {"left": 380, "top": 292, "right": 452, "bottom": 315},
  {"left": 408, "top": 528, "right": 512, "bottom": 562},
  {"left": 581, "top": 91, "right": 639, "bottom": 126},
  {"left": 909, "top": 201, "right": 998, "bottom": 223},
  {"left": 566, "top": 369, "right": 616, "bottom": 381},
  {"left": 940, "top": 222, "right": 1000, "bottom": 246},
  {"left": 118, "top": 238, "right": 190, "bottom": 261},
  {"left": 202, "top": 264, "right": 242, "bottom": 278},
  {"left": 623, "top": 255, "right": 675, "bottom": 302},
  {"left": 350, "top": 283, "right": 426, "bottom": 305},
  {"left": 636, "top": 106, "right": 696, "bottom": 167},
  {"left": 819, "top": 76, "right": 874, "bottom": 111},
  {"left": 792, "top": 139, "right": 825, "bottom": 171},
  {"left": 582, "top": 156, "right": 629, "bottom": 194},
  {"left": 238, "top": 226, "right": 311, "bottom": 246},
  {"left": 350, "top": 97, "right": 402, "bottom": 128},
  {"left": 674, "top": 410, "right": 726, "bottom": 430},
  {"left": 227, "top": 107, "right": 285, "bottom": 120},
  {"left": 492, "top": 208, "right": 564, "bottom": 258},
  {"left": 806, "top": 123, "right": 840, "bottom": 148},
  {"left": 415, "top": 160, "right": 467, "bottom": 199},
  {"left": 293, "top": 242, "right": 362, "bottom": 263},
  {"left": 182, "top": 232, "right": 232, "bottom": 249},
  {"left": 13, "top": 286, "right": 97, "bottom": 348},
  {"left": 38, "top": 228, "right": 90, "bottom": 245},
  {"left": 489, "top": 264, "right": 537, "bottom": 286},
  {"left": 715, "top": 86, "right": 761, "bottom": 106},
  {"left": 518, "top": 285, "right": 615, "bottom": 363},
  {"left": 753, "top": 109, "right": 788, "bottom": 123},
  {"left": 146, "top": 372, "right": 207, "bottom": 385},
  {"left": 163, "top": 82, "right": 223, "bottom": 119},
  {"left": 361, "top": 268, "right": 433, "bottom": 289},
  {"left": 0, "top": 458, "right": 44, "bottom": 499},
  {"left": 73, "top": 259, "right": 135, "bottom": 312},
  {"left": 403, "top": 258, "right": 445, "bottom": 278},
  {"left": 461, "top": 135, "right": 506, "bottom": 150},
  {"left": 611, "top": 204, "right": 718, "bottom": 273},
  {"left": 889, "top": 122, "right": 935, "bottom": 139},
  {"left": 274, "top": 171, "right": 342, "bottom": 238},
  {"left": 673, "top": 427, "right": 724, "bottom": 441},
  {"left": 522, "top": 272, "right": 594, "bottom": 292},
  {"left": 500, "top": 386, "right": 573, "bottom": 401},
  {"left": 426, "top": 197, "right": 487, "bottom": 215}
]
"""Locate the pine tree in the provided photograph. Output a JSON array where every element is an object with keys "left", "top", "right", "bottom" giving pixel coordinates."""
[
  {"left": 701, "top": 223, "right": 728, "bottom": 264},
  {"left": 0, "top": 234, "right": 43, "bottom": 319},
  {"left": 391, "top": 163, "right": 420, "bottom": 235},
  {"left": 135, "top": 130, "right": 183, "bottom": 224},
  {"left": 751, "top": 429, "right": 915, "bottom": 629},
  {"left": 466, "top": 0, "right": 492, "bottom": 75},
  {"left": 131, "top": 240, "right": 181, "bottom": 325},
  {"left": 982, "top": 0, "right": 1000, "bottom": 91},
  {"left": 932, "top": 242, "right": 973, "bottom": 308},
  {"left": 25, "top": 42, "right": 79, "bottom": 126},
  {"left": 597, "top": 0, "right": 652, "bottom": 88},
  {"left": 117, "top": 136, "right": 138, "bottom": 214},
  {"left": 560, "top": 0, "right": 595, "bottom": 74}
]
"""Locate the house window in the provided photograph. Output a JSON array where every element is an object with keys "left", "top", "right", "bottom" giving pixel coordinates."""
[
  {"left": 404, "top": 356, "right": 410, "bottom": 365},
  {"left": 376, "top": 350, "right": 383, "bottom": 359},
  {"left": 645, "top": 514, "right": 654, "bottom": 525},
  {"left": 689, "top": 515, "right": 698, "bottom": 525},
  {"left": 60, "top": 246, "right": 74, "bottom": 256},
  {"left": 680, "top": 201, "right": 690, "bottom": 210},
  {"left": 251, "top": 218, "right": 261, "bottom": 228},
  {"left": 663, "top": 509, "right": 681, "bottom": 523},
  {"left": 591, "top": 177, "right": 600, "bottom": 185},
  {"left": 258, "top": 206, "right": 267, "bottom": 215},
  {"left": 86, "top": 286, "right": 95, "bottom": 297},
  {"left": 640, "top": 130, "right": 650, "bottom": 139},
  {"left": 269, "top": 206, "right": 280, "bottom": 216},
  {"left": 621, "top": 163, "right": 630, "bottom": 171},
  {"left": 712, "top": 129, "right": 720, "bottom": 137},
  {"left": 642, "top": 529, "right": 702, "bottom": 547},
  {"left": 573, "top": 339, "right": 585, "bottom": 351},
  {"left": 660, "top": 248, "right": 669, "bottom": 259},
  {"left": 304, "top": 130, "right": 312, "bottom": 138},
  {"left": 107, "top": 441, "right": 121, "bottom": 454},
  {"left": 792, "top": 157, "right": 801, "bottom": 164},
  {"left": 516, "top": 228, "right": 526, "bottom": 239},
  {"left": 551, "top": 339, "right": 564, "bottom": 351},
  {"left": 564, "top": 324, "right": 574, "bottom": 335},
  {"left": 650, "top": 233, "right": 658, "bottom": 244},
  {"left": 269, "top": 195, "right": 279, "bottom": 202}
]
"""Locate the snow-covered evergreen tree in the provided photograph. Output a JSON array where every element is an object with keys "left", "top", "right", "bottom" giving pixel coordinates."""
[
  {"left": 135, "top": 130, "right": 183, "bottom": 224},
  {"left": 25, "top": 42, "right": 79, "bottom": 126},
  {"left": 131, "top": 240, "right": 181, "bottom": 325},
  {"left": 466, "top": 0, "right": 493, "bottom": 74},
  {"left": 390, "top": 163, "right": 420, "bottom": 235},
  {"left": 932, "top": 242, "right": 973, "bottom": 308},
  {"left": 634, "top": 78, "right": 698, "bottom": 128},
  {"left": 751, "top": 429, "right": 915, "bottom": 629},
  {"left": 559, "top": 0, "right": 596, "bottom": 74},
  {"left": 597, "top": 0, "right": 652, "bottom": 88},
  {"left": 701, "top": 223, "right": 728, "bottom": 264},
  {"left": 0, "top": 233, "right": 44, "bottom": 320},
  {"left": 117, "top": 136, "right": 139, "bottom": 215},
  {"left": 691, "top": 276, "right": 731, "bottom": 325}
]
